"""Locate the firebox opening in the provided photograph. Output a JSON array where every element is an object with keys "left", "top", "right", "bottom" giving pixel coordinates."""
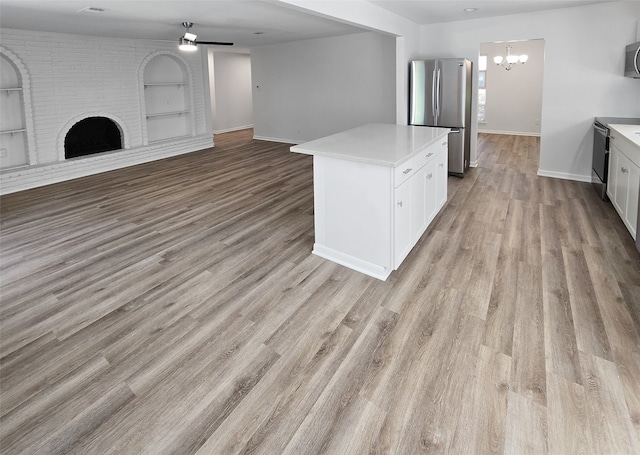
[{"left": 64, "top": 117, "right": 122, "bottom": 159}]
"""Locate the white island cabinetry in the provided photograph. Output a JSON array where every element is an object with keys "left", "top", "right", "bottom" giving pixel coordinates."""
[
  {"left": 607, "top": 124, "right": 640, "bottom": 241},
  {"left": 291, "top": 124, "right": 449, "bottom": 280}
]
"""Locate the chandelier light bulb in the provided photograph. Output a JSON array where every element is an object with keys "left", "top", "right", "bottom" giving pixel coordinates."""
[{"left": 495, "top": 44, "right": 529, "bottom": 70}]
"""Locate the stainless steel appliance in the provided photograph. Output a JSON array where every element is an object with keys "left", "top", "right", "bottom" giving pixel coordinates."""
[
  {"left": 625, "top": 41, "right": 640, "bottom": 78},
  {"left": 592, "top": 119, "right": 610, "bottom": 200},
  {"left": 409, "top": 58, "right": 472, "bottom": 176},
  {"left": 592, "top": 117, "right": 640, "bottom": 200}
]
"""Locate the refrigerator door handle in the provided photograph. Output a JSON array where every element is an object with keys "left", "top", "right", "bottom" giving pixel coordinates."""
[
  {"left": 436, "top": 67, "right": 441, "bottom": 119},
  {"left": 431, "top": 67, "right": 437, "bottom": 120}
]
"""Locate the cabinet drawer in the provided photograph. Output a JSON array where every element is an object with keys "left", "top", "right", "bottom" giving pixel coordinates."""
[
  {"left": 394, "top": 139, "right": 448, "bottom": 188},
  {"left": 610, "top": 133, "right": 640, "bottom": 168},
  {"left": 394, "top": 155, "right": 419, "bottom": 187},
  {"left": 415, "top": 139, "right": 448, "bottom": 171}
]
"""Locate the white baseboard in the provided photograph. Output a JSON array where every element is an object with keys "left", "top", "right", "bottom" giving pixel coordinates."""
[
  {"left": 478, "top": 129, "right": 541, "bottom": 137},
  {"left": 469, "top": 160, "right": 478, "bottom": 168},
  {"left": 313, "top": 243, "right": 391, "bottom": 281},
  {"left": 537, "top": 169, "right": 591, "bottom": 182},
  {"left": 0, "top": 135, "right": 214, "bottom": 195},
  {"left": 213, "top": 125, "right": 253, "bottom": 134},
  {"left": 253, "top": 135, "right": 300, "bottom": 145}
]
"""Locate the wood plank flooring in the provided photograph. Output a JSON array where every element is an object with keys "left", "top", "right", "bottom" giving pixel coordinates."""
[{"left": 1, "top": 129, "right": 639, "bottom": 454}]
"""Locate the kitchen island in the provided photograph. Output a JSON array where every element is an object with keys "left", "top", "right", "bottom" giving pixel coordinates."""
[{"left": 291, "top": 123, "right": 450, "bottom": 280}]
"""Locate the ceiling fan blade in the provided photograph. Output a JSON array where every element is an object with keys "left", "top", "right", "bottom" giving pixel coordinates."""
[{"left": 197, "top": 40, "right": 234, "bottom": 46}]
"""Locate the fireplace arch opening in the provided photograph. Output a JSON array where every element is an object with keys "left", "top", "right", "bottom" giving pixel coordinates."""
[{"left": 64, "top": 116, "right": 123, "bottom": 159}]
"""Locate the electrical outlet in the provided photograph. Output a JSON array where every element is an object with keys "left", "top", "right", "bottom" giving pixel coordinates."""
[{"left": 0, "top": 148, "right": 7, "bottom": 158}]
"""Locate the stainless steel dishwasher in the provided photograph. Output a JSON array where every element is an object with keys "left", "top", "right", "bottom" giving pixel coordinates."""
[{"left": 592, "top": 117, "right": 640, "bottom": 201}]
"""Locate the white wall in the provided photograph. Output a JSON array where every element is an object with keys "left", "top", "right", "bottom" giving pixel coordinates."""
[
  {"left": 478, "top": 39, "right": 545, "bottom": 136},
  {"left": 210, "top": 51, "right": 253, "bottom": 134},
  {"left": 420, "top": 2, "right": 640, "bottom": 181},
  {"left": 0, "top": 28, "right": 213, "bottom": 194},
  {"left": 251, "top": 32, "right": 396, "bottom": 143}
]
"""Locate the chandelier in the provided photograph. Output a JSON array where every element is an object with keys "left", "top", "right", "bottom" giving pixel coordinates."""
[{"left": 494, "top": 44, "right": 528, "bottom": 71}]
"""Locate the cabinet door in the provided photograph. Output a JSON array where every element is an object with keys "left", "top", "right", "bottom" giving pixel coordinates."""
[
  {"left": 624, "top": 158, "right": 639, "bottom": 239},
  {"left": 424, "top": 158, "right": 438, "bottom": 226},
  {"left": 394, "top": 179, "right": 413, "bottom": 268},
  {"left": 436, "top": 147, "right": 448, "bottom": 210},
  {"left": 611, "top": 148, "right": 626, "bottom": 216},
  {"left": 411, "top": 167, "right": 427, "bottom": 242}
]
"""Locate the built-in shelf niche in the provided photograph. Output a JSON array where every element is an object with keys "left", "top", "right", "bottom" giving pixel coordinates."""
[
  {"left": 0, "top": 54, "right": 28, "bottom": 169},
  {"left": 143, "top": 55, "right": 192, "bottom": 143}
]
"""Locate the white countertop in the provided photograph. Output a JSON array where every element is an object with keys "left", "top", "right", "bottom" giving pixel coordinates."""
[
  {"left": 610, "top": 123, "right": 640, "bottom": 149},
  {"left": 290, "top": 123, "right": 450, "bottom": 167}
]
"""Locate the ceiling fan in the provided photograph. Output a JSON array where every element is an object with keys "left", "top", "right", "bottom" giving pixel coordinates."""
[{"left": 179, "top": 22, "right": 233, "bottom": 51}]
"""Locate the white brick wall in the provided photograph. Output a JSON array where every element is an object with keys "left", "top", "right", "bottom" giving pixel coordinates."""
[{"left": 0, "top": 28, "right": 213, "bottom": 194}]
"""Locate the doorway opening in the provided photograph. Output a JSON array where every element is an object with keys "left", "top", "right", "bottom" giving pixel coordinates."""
[
  {"left": 207, "top": 49, "right": 254, "bottom": 136},
  {"left": 477, "top": 39, "right": 545, "bottom": 139}
]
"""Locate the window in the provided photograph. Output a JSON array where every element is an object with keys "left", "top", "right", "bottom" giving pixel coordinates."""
[{"left": 478, "top": 55, "right": 487, "bottom": 123}]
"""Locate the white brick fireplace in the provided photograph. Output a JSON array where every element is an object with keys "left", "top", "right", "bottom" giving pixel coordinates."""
[{"left": 0, "top": 28, "right": 213, "bottom": 195}]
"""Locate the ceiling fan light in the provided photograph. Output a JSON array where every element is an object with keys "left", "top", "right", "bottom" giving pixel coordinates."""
[
  {"left": 179, "top": 37, "right": 197, "bottom": 51},
  {"left": 519, "top": 54, "right": 529, "bottom": 63},
  {"left": 494, "top": 56, "right": 503, "bottom": 65},
  {"left": 184, "top": 32, "right": 197, "bottom": 41}
]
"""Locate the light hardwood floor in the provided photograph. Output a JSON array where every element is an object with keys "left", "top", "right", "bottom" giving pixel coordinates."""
[{"left": 1, "top": 130, "right": 639, "bottom": 454}]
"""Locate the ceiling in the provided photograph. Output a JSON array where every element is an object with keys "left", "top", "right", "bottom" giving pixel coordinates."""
[
  {"left": 0, "top": 0, "right": 616, "bottom": 47},
  {"left": 372, "top": 0, "right": 615, "bottom": 25},
  {"left": 0, "top": 1, "right": 366, "bottom": 47}
]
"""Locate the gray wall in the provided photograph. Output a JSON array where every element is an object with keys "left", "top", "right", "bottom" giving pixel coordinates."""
[{"left": 251, "top": 32, "right": 396, "bottom": 143}]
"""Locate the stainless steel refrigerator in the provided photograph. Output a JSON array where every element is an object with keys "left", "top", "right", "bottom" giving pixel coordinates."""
[{"left": 409, "top": 58, "right": 472, "bottom": 176}]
